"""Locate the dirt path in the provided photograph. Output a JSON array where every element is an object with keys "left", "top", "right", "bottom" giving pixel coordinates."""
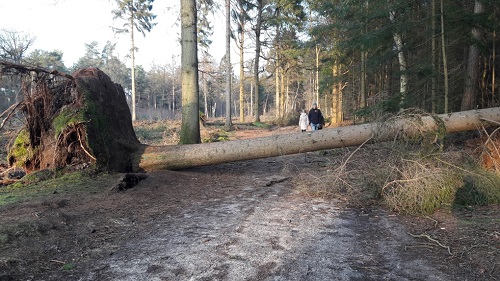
[
  {"left": 95, "top": 158, "right": 454, "bottom": 281},
  {"left": 0, "top": 126, "right": 499, "bottom": 280}
]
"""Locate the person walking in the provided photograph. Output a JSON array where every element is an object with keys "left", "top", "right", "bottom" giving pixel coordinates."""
[
  {"left": 308, "top": 102, "right": 323, "bottom": 131},
  {"left": 299, "top": 110, "right": 309, "bottom": 132}
]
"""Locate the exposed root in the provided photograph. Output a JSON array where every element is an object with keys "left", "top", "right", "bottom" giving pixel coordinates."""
[{"left": 109, "top": 173, "right": 149, "bottom": 192}]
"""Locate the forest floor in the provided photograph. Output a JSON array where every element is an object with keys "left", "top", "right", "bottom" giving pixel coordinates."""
[{"left": 0, "top": 121, "right": 499, "bottom": 281}]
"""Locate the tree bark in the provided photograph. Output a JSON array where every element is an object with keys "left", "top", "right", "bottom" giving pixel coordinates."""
[
  {"left": 462, "top": 0, "right": 484, "bottom": 111},
  {"left": 134, "top": 107, "right": 500, "bottom": 171},
  {"left": 253, "top": 0, "right": 263, "bottom": 122},
  {"left": 440, "top": 0, "right": 449, "bottom": 113},
  {"left": 179, "top": 0, "right": 201, "bottom": 144},
  {"left": 225, "top": 0, "right": 232, "bottom": 128},
  {"left": 237, "top": 0, "right": 246, "bottom": 123}
]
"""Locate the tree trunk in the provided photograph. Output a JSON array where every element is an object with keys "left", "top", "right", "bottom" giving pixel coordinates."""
[
  {"left": 462, "top": 0, "right": 484, "bottom": 111},
  {"left": 360, "top": 50, "right": 367, "bottom": 122},
  {"left": 225, "top": 0, "right": 232, "bottom": 128},
  {"left": 135, "top": 107, "right": 500, "bottom": 171},
  {"left": 253, "top": 0, "right": 263, "bottom": 122},
  {"left": 179, "top": 0, "right": 201, "bottom": 144},
  {"left": 238, "top": 0, "right": 245, "bottom": 123},
  {"left": 390, "top": 11, "right": 408, "bottom": 108},
  {"left": 431, "top": 0, "right": 437, "bottom": 114},
  {"left": 130, "top": 8, "right": 137, "bottom": 121},
  {"left": 440, "top": 0, "right": 450, "bottom": 113},
  {"left": 275, "top": 57, "right": 280, "bottom": 118}
]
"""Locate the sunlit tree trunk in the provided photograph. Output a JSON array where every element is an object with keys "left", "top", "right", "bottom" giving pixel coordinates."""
[
  {"left": 179, "top": 0, "right": 201, "bottom": 144},
  {"left": 390, "top": 10, "right": 408, "bottom": 108},
  {"left": 203, "top": 73, "right": 208, "bottom": 117},
  {"left": 253, "top": 0, "right": 263, "bottom": 122},
  {"left": 360, "top": 50, "right": 367, "bottom": 122},
  {"left": 225, "top": 0, "right": 232, "bottom": 128},
  {"left": 275, "top": 57, "right": 280, "bottom": 118},
  {"left": 130, "top": 10, "right": 137, "bottom": 121},
  {"left": 332, "top": 62, "right": 342, "bottom": 125},
  {"left": 238, "top": 0, "right": 246, "bottom": 123},
  {"left": 315, "top": 45, "right": 320, "bottom": 105},
  {"left": 281, "top": 67, "right": 286, "bottom": 114}
]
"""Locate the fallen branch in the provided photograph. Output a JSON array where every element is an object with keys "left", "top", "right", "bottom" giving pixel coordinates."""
[
  {"left": 0, "top": 102, "right": 22, "bottom": 131},
  {"left": 0, "top": 60, "right": 74, "bottom": 82},
  {"left": 408, "top": 232, "right": 453, "bottom": 255}
]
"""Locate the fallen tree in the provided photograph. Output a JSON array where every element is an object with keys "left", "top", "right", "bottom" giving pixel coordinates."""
[
  {"left": 1, "top": 62, "right": 499, "bottom": 173},
  {"left": 135, "top": 107, "right": 500, "bottom": 171}
]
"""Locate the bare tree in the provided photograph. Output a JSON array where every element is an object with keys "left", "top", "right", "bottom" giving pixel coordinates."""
[{"left": 0, "top": 29, "right": 35, "bottom": 64}]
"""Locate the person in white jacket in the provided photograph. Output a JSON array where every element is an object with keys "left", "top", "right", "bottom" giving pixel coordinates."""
[{"left": 299, "top": 110, "right": 309, "bottom": 132}]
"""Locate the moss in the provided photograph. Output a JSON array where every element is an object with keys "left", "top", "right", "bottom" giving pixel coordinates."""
[
  {"left": 52, "top": 108, "right": 87, "bottom": 138},
  {"left": 7, "top": 129, "right": 33, "bottom": 166},
  {"left": 252, "top": 122, "right": 271, "bottom": 129},
  {"left": 21, "top": 169, "right": 55, "bottom": 184},
  {"left": 0, "top": 171, "right": 123, "bottom": 207}
]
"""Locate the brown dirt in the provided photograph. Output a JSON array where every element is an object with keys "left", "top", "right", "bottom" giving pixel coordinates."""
[{"left": 0, "top": 126, "right": 499, "bottom": 281}]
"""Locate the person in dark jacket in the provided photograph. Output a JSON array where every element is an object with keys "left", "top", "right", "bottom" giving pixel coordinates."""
[{"left": 308, "top": 102, "right": 323, "bottom": 131}]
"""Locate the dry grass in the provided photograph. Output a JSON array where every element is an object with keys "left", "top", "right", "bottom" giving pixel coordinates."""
[
  {"left": 380, "top": 158, "right": 463, "bottom": 215},
  {"left": 133, "top": 120, "right": 180, "bottom": 145},
  {"left": 291, "top": 137, "right": 500, "bottom": 215}
]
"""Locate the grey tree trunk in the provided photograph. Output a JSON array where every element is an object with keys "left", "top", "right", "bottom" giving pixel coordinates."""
[
  {"left": 179, "top": 0, "right": 201, "bottom": 144},
  {"left": 225, "top": 0, "right": 232, "bottom": 128},
  {"left": 253, "top": 0, "right": 263, "bottom": 122}
]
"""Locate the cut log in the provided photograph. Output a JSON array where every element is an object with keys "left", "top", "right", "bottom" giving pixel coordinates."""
[{"left": 134, "top": 108, "right": 500, "bottom": 171}]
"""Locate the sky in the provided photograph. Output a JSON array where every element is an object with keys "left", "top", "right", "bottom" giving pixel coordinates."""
[{"left": 0, "top": 0, "right": 227, "bottom": 70}]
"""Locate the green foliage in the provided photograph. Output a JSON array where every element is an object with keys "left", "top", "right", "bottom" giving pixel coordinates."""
[
  {"left": 202, "top": 130, "right": 230, "bottom": 143},
  {"left": 25, "top": 49, "right": 68, "bottom": 72},
  {"left": 0, "top": 171, "right": 122, "bottom": 207},
  {"left": 251, "top": 122, "right": 271, "bottom": 129},
  {"left": 112, "top": 0, "right": 157, "bottom": 36},
  {"left": 62, "top": 263, "right": 75, "bottom": 270}
]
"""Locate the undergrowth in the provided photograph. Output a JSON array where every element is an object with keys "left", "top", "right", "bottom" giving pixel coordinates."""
[
  {"left": 0, "top": 171, "right": 122, "bottom": 207},
  {"left": 292, "top": 141, "right": 500, "bottom": 216},
  {"left": 133, "top": 121, "right": 179, "bottom": 145}
]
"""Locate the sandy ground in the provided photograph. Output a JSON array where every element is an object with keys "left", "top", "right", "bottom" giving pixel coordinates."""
[{"left": 0, "top": 126, "right": 499, "bottom": 280}]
